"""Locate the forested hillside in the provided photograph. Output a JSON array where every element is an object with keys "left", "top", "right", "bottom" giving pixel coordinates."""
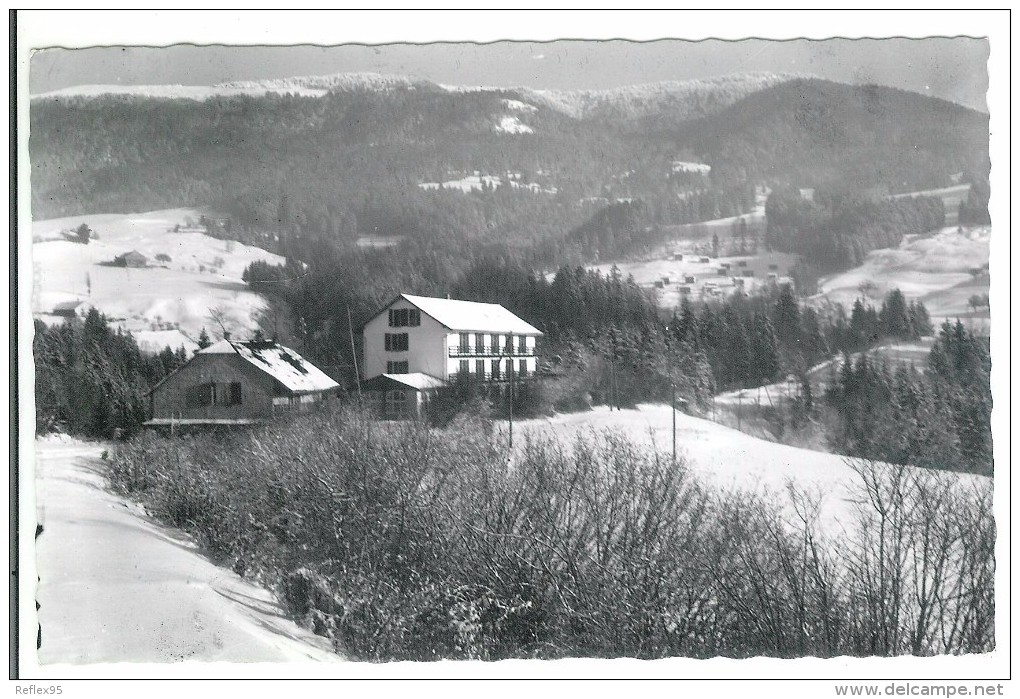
[
  {"left": 32, "top": 76, "right": 987, "bottom": 266},
  {"left": 671, "top": 79, "right": 989, "bottom": 192}
]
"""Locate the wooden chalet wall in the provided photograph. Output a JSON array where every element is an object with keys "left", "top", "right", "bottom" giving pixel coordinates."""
[{"left": 150, "top": 353, "right": 278, "bottom": 421}]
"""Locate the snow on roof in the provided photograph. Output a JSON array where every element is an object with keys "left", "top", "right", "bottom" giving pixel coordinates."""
[
  {"left": 197, "top": 340, "right": 340, "bottom": 394},
  {"left": 400, "top": 294, "right": 543, "bottom": 335},
  {"left": 377, "top": 373, "right": 448, "bottom": 391}
]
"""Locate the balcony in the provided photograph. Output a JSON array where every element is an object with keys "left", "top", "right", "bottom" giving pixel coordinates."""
[
  {"left": 449, "top": 345, "right": 536, "bottom": 358},
  {"left": 455, "top": 371, "right": 532, "bottom": 383}
]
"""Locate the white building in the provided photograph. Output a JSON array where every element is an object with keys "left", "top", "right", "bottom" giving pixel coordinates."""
[{"left": 360, "top": 294, "right": 542, "bottom": 417}]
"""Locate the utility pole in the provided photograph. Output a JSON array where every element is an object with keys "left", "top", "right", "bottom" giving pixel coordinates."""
[
  {"left": 508, "top": 333, "right": 514, "bottom": 452},
  {"left": 671, "top": 382, "right": 677, "bottom": 463},
  {"left": 346, "top": 305, "right": 362, "bottom": 404}
]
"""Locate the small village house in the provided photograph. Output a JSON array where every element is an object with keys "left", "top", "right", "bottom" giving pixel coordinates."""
[
  {"left": 114, "top": 250, "right": 148, "bottom": 268},
  {"left": 360, "top": 293, "right": 542, "bottom": 418},
  {"left": 145, "top": 339, "right": 340, "bottom": 427},
  {"left": 50, "top": 299, "right": 92, "bottom": 319}
]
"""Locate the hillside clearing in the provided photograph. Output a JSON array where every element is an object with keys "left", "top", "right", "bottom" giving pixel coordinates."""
[
  {"left": 32, "top": 208, "right": 285, "bottom": 349},
  {"left": 814, "top": 225, "right": 990, "bottom": 329}
]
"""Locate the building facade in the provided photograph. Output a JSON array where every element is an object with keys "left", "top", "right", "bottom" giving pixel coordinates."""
[
  {"left": 361, "top": 294, "right": 542, "bottom": 383},
  {"left": 360, "top": 294, "right": 543, "bottom": 417},
  {"left": 146, "top": 339, "right": 340, "bottom": 426}
]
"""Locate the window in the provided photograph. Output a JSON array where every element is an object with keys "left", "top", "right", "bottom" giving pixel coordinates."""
[
  {"left": 475, "top": 359, "right": 485, "bottom": 377},
  {"left": 475, "top": 333, "right": 485, "bottom": 353},
  {"left": 518, "top": 359, "right": 528, "bottom": 377},
  {"left": 186, "top": 382, "right": 215, "bottom": 407},
  {"left": 491, "top": 359, "right": 501, "bottom": 380},
  {"left": 459, "top": 359, "right": 469, "bottom": 376},
  {"left": 388, "top": 308, "right": 420, "bottom": 327},
  {"left": 387, "top": 361, "right": 409, "bottom": 374},
  {"left": 385, "top": 333, "right": 409, "bottom": 352},
  {"left": 518, "top": 336, "right": 528, "bottom": 354},
  {"left": 490, "top": 336, "right": 500, "bottom": 354},
  {"left": 227, "top": 382, "right": 242, "bottom": 406},
  {"left": 459, "top": 332, "right": 469, "bottom": 353},
  {"left": 504, "top": 334, "right": 513, "bottom": 353},
  {"left": 386, "top": 390, "right": 409, "bottom": 417}
]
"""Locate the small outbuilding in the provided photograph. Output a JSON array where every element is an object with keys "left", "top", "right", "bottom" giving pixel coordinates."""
[
  {"left": 114, "top": 250, "right": 148, "bottom": 268},
  {"left": 145, "top": 339, "right": 340, "bottom": 427},
  {"left": 361, "top": 372, "right": 447, "bottom": 420}
]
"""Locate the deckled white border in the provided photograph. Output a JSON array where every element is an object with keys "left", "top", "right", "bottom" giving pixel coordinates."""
[{"left": 11, "top": 9, "right": 1011, "bottom": 690}]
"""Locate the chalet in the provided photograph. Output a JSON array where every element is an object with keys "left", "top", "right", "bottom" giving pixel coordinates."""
[
  {"left": 114, "top": 250, "right": 148, "bottom": 268},
  {"left": 672, "top": 253, "right": 684, "bottom": 261},
  {"left": 661, "top": 276, "right": 671, "bottom": 285},
  {"left": 684, "top": 275, "right": 697, "bottom": 284},
  {"left": 699, "top": 256, "right": 711, "bottom": 263},
  {"left": 361, "top": 294, "right": 542, "bottom": 418},
  {"left": 50, "top": 299, "right": 91, "bottom": 318},
  {"left": 145, "top": 339, "right": 340, "bottom": 427},
  {"left": 653, "top": 281, "right": 664, "bottom": 289}
]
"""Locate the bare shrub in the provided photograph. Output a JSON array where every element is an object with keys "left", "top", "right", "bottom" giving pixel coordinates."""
[{"left": 108, "top": 410, "right": 994, "bottom": 660}]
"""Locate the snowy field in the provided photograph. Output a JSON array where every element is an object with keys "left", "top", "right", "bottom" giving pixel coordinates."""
[
  {"left": 31, "top": 435, "right": 340, "bottom": 666},
  {"left": 514, "top": 404, "right": 986, "bottom": 535},
  {"left": 814, "top": 225, "right": 990, "bottom": 329},
  {"left": 32, "top": 209, "right": 285, "bottom": 352},
  {"left": 590, "top": 247, "right": 798, "bottom": 309}
]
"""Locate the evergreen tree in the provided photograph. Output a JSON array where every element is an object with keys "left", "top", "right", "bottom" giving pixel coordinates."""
[
  {"left": 197, "top": 327, "right": 212, "bottom": 349},
  {"left": 879, "top": 288, "right": 911, "bottom": 339}
]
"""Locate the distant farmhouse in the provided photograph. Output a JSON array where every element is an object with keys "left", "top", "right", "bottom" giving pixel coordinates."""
[
  {"left": 113, "top": 250, "right": 148, "bottom": 268},
  {"left": 145, "top": 339, "right": 340, "bottom": 427},
  {"left": 50, "top": 299, "right": 92, "bottom": 319},
  {"left": 361, "top": 294, "right": 542, "bottom": 418}
]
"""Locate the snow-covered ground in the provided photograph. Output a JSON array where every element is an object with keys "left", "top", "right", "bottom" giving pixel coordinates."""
[
  {"left": 31, "top": 435, "right": 340, "bottom": 666},
  {"left": 419, "top": 172, "right": 555, "bottom": 195},
  {"left": 814, "top": 225, "right": 990, "bottom": 327},
  {"left": 494, "top": 115, "right": 535, "bottom": 134},
  {"left": 33, "top": 84, "right": 328, "bottom": 100},
  {"left": 32, "top": 208, "right": 285, "bottom": 350},
  {"left": 514, "top": 404, "right": 986, "bottom": 535}
]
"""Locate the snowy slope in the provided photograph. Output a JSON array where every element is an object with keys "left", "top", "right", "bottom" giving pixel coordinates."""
[
  {"left": 515, "top": 404, "right": 986, "bottom": 535},
  {"left": 31, "top": 436, "right": 341, "bottom": 666},
  {"left": 814, "top": 225, "right": 991, "bottom": 326},
  {"left": 32, "top": 208, "right": 285, "bottom": 350}
]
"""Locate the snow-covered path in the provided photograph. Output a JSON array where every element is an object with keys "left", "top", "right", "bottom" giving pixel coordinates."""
[{"left": 33, "top": 437, "right": 341, "bottom": 665}]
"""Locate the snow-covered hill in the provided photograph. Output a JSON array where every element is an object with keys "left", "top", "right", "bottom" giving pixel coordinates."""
[
  {"left": 31, "top": 70, "right": 804, "bottom": 126},
  {"left": 217, "top": 71, "right": 431, "bottom": 93},
  {"left": 523, "top": 72, "right": 805, "bottom": 121},
  {"left": 32, "top": 208, "right": 284, "bottom": 352},
  {"left": 514, "top": 404, "right": 987, "bottom": 535},
  {"left": 32, "top": 83, "right": 330, "bottom": 100}
]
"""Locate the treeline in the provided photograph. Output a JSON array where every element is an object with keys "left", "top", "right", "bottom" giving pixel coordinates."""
[
  {"left": 564, "top": 186, "right": 753, "bottom": 261},
  {"left": 109, "top": 409, "right": 995, "bottom": 659},
  {"left": 669, "top": 286, "right": 932, "bottom": 393},
  {"left": 825, "top": 320, "right": 992, "bottom": 475},
  {"left": 765, "top": 187, "right": 946, "bottom": 271},
  {"left": 958, "top": 177, "right": 991, "bottom": 225},
  {"left": 34, "top": 311, "right": 189, "bottom": 437}
]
